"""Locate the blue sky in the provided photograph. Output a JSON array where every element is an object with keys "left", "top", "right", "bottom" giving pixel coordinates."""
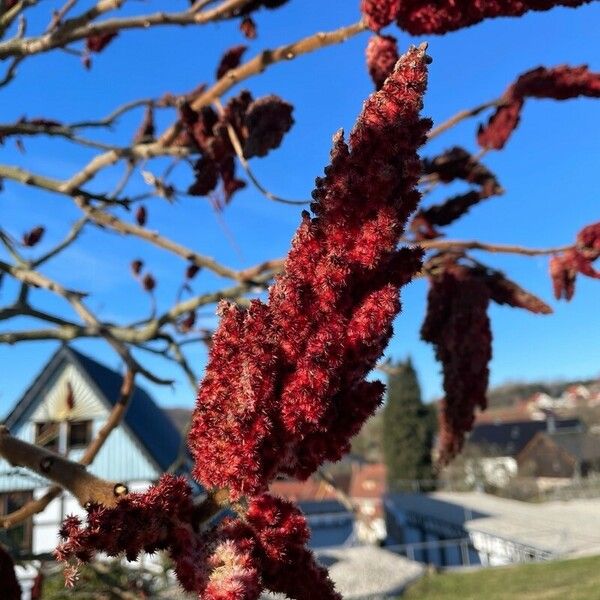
[{"left": 0, "top": 0, "right": 599, "bottom": 414}]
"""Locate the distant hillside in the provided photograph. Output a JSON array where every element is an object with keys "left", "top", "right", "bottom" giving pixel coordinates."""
[
  {"left": 164, "top": 376, "right": 599, "bottom": 461},
  {"left": 487, "top": 378, "right": 597, "bottom": 408}
]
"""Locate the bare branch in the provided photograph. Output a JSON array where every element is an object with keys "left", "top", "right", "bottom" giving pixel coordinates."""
[
  {"left": 0, "top": 56, "right": 22, "bottom": 88},
  {"left": 0, "top": 370, "right": 136, "bottom": 529},
  {"left": 160, "top": 20, "right": 367, "bottom": 145},
  {"left": 69, "top": 98, "right": 154, "bottom": 130},
  {"left": 0, "top": 163, "right": 130, "bottom": 207},
  {"left": 418, "top": 238, "right": 574, "bottom": 256},
  {"left": 0, "top": 0, "right": 252, "bottom": 59},
  {"left": 0, "top": 268, "right": 277, "bottom": 345},
  {"left": 0, "top": 257, "right": 172, "bottom": 384},
  {"left": 60, "top": 144, "right": 190, "bottom": 193},
  {"left": 81, "top": 369, "right": 135, "bottom": 465},
  {"left": 0, "top": 258, "right": 88, "bottom": 299},
  {"left": 0, "top": 426, "right": 128, "bottom": 508},
  {"left": 0, "top": 121, "right": 124, "bottom": 151},
  {"left": 74, "top": 198, "right": 283, "bottom": 282},
  {"left": 46, "top": 0, "right": 77, "bottom": 33}
]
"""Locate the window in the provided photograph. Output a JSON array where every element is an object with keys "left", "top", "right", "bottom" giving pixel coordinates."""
[
  {"left": 0, "top": 492, "right": 33, "bottom": 555},
  {"left": 68, "top": 421, "right": 91, "bottom": 449},
  {"left": 35, "top": 421, "right": 60, "bottom": 452}
]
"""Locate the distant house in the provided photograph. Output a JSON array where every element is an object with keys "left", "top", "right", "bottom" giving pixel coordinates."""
[
  {"left": 462, "top": 417, "right": 584, "bottom": 486},
  {"left": 468, "top": 417, "right": 584, "bottom": 457},
  {"left": 0, "top": 346, "right": 189, "bottom": 557},
  {"left": 518, "top": 431, "right": 600, "bottom": 478}
]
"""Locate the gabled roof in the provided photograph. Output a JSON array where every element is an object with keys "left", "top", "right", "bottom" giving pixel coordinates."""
[
  {"left": 4, "top": 346, "right": 184, "bottom": 473},
  {"left": 468, "top": 418, "right": 583, "bottom": 457},
  {"left": 541, "top": 431, "right": 600, "bottom": 463}
]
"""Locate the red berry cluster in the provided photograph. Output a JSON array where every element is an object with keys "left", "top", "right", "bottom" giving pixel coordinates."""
[
  {"left": 56, "top": 476, "right": 338, "bottom": 599},
  {"left": 361, "top": 0, "right": 594, "bottom": 34},
  {"left": 366, "top": 34, "right": 399, "bottom": 90},
  {"left": 189, "top": 44, "right": 432, "bottom": 498},
  {"left": 58, "top": 44, "right": 432, "bottom": 599},
  {"left": 411, "top": 147, "right": 503, "bottom": 239},
  {"left": 85, "top": 32, "right": 118, "bottom": 53},
  {"left": 173, "top": 91, "right": 293, "bottom": 202},
  {"left": 22, "top": 225, "right": 45, "bottom": 247},
  {"left": 422, "top": 257, "right": 551, "bottom": 463},
  {"left": 478, "top": 65, "right": 600, "bottom": 150},
  {"left": 361, "top": 0, "right": 402, "bottom": 32},
  {"left": 421, "top": 262, "right": 493, "bottom": 464},
  {"left": 421, "top": 147, "right": 501, "bottom": 190},
  {"left": 133, "top": 105, "right": 155, "bottom": 144},
  {"left": 550, "top": 222, "right": 600, "bottom": 300},
  {"left": 216, "top": 46, "right": 247, "bottom": 80}
]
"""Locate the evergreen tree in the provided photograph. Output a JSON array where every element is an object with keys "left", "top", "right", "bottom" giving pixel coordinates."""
[{"left": 383, "top": 358, "right": 435, "bottom": 491}]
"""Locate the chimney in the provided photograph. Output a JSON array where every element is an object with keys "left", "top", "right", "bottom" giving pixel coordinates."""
[{"left": 546, "top": 412, "right": 556, "bottom": 434}]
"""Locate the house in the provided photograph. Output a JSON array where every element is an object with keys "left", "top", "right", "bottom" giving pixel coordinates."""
[
  {"left": 468, "top": 417, "right": 584, "bottom": 458},
  {"left": 459, "top": 417, "right": 584, "bottom": 487},
  {"left": 0, "top": 346, "right": 188, "bottom": 558},
  {"left": 518, "top": 431, "right": 600, "bottom": 478}
]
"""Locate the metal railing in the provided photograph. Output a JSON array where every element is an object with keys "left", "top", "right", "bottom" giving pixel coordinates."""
[
  {"left": 386, "top": 537, "right": 476, "bottom": 567},
  {"left": 386, "top": 533, "right": 555, "bottom": 568}
]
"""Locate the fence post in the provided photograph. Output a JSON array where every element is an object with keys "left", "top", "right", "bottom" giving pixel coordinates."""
[{"left": 460, "top": 540, "right": 470, "bottom": 567}]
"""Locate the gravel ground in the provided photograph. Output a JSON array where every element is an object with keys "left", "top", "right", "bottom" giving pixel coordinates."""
[{"left": 262, "top": 546, "right": 425, "bottom": 600}]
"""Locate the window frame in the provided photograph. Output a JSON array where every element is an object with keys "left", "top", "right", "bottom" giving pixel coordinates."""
[
  {"left": 34, "top": 421, "right": 60, "bottom": 453},
  {"left": 67, "top": 420, "right": 92, "bottom": 450}
]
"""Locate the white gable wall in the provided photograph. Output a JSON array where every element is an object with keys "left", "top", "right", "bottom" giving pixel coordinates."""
[{"left": 2, "top": 360, "right": 163, "bottom": 555}]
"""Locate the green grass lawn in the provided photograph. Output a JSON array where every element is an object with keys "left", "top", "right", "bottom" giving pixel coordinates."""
[{"left": 403, "top": 555, "right": 600, "bottom": 599}]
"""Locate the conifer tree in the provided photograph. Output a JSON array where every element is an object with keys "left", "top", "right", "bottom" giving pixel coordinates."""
[{"left": 383, "top": 358, "right": 435, "bottom": 490}]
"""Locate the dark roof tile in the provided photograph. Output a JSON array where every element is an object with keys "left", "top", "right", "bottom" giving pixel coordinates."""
[{"left": 468, "top": 418, "right": 583, "bottom": 456}]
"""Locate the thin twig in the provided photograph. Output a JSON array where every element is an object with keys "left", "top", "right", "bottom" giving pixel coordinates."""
[
  {"left": 0, "top": 0, "right": 35, "bottom": 37},
  {"left": 0, "top": 121, "right": 124, "bottom": 151},
  {"left": 215, "top": 99, "right": 309, "bottom": 206},
  {"left": 0, "top": 0, "right": 251, "bottom": 59},
  {"left": 428, "top": 99, "right": 501, "bottom": 140},
  {"left": 417, "top": 238, "right": 574, "bottom": 256},
  {"left": 0, "top": 55, "right": 21, "bottom": 88},
  {"left": 33, "top": 217, "right": 88, "bottom": 267},
  {"left": 46, "top": 0, "right": 77, "bottom": 32}
]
